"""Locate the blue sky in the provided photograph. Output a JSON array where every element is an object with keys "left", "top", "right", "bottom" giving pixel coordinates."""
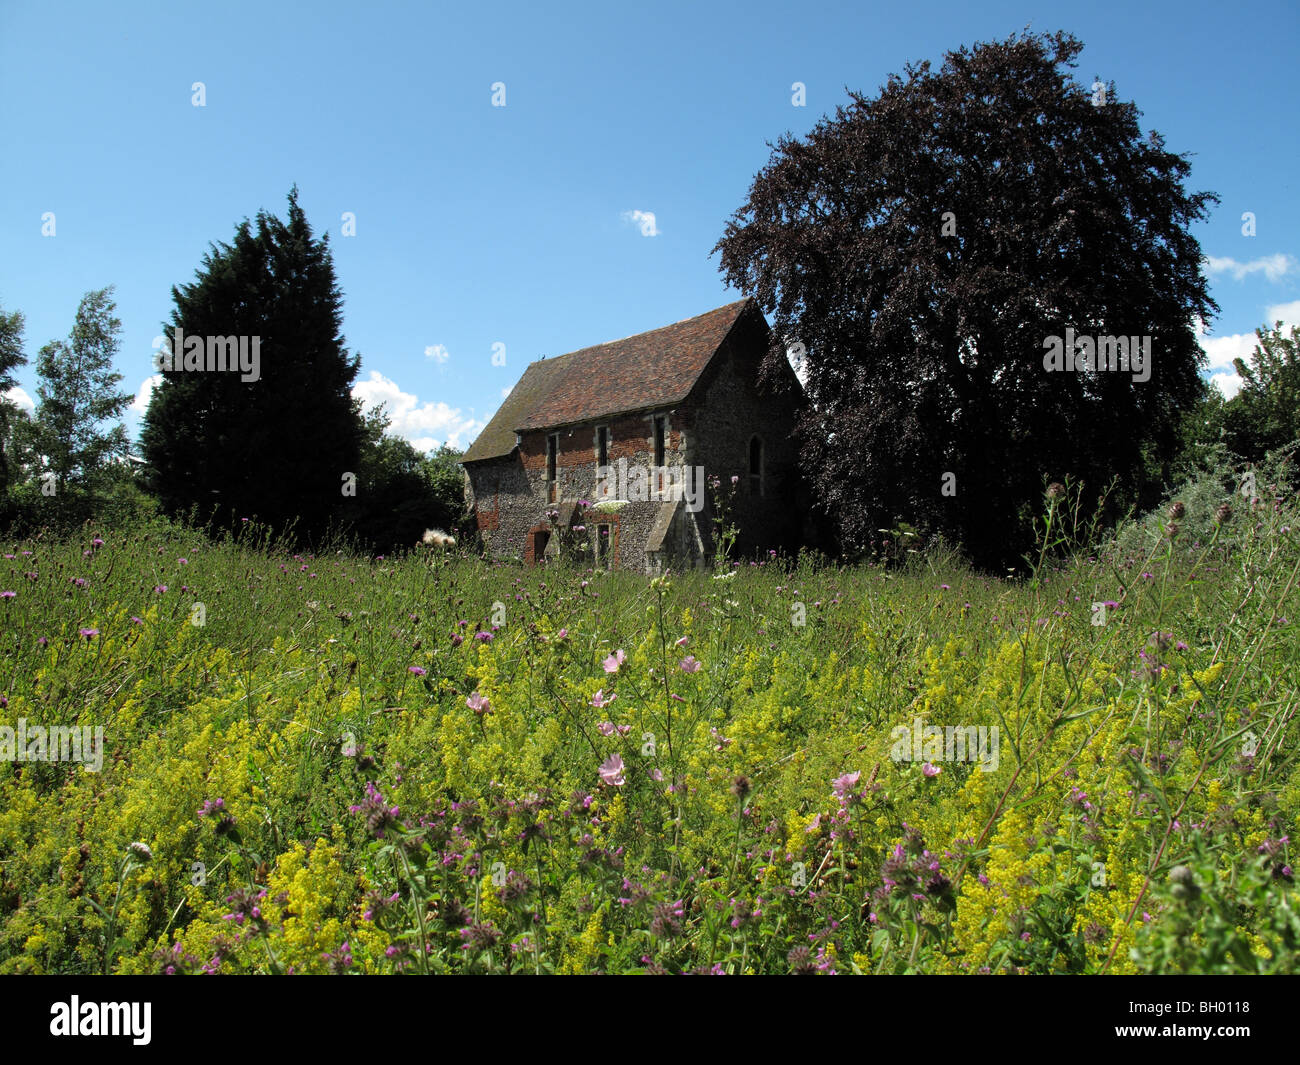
[{"left": 2, "top": 0, "right": 1296, "bottom": 453}]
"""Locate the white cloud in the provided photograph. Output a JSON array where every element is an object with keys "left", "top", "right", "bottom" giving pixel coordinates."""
[
  {"left": 1265, "top": 299, "right": 1300, "bottom": 325},
  {"left": 622, "top": 209, "right": 660, "bottom": 237},
  {"left": 130, "top": 375, "right": 162, "bottom": 415},
  {"left": 1199, "top": 331, "right": 1258, "bottom": 372},
  {"left": 1211, "top": 371, "right": 1244, "bottom": 400},
  {"left": 1199, "top": 299, "right": 1300, "bottom": 396},
  {"left": 783, "top": 337, "right": 809, "bottom": 388},
  {"left": 501, "top": 386, "right": 512, "bottom": 399},
  {"left": 1204, "top": 253, "right": 1296, "bottom": 282},
  {"left": 352, "top": 370, "right": 483, "bottom": 452},
  {"left": 424, "top": 344, "right": 450, "bottom": 364},
  {"left": 3, "top": 386, "right": 34, "bottom": 415}
]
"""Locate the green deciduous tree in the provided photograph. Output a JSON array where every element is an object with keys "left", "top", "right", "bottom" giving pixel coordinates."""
[
  {"left": 0, "top": 302, "right": 27, "bottom": 495},
  {"left": 423, "top": 444, "right": 468, "bottom": 531},
  {"left": 29, "top": 288, "right": 132, "bottom": 495},
  {"left": 337, "top": 407, "right": 464, "bottom": 553},
  {"left": 714, "top": 30, "right": 1218, "bottom": 569},
  {"left": 1222, "top": 322, "right": 1300, "bottom": 461}
]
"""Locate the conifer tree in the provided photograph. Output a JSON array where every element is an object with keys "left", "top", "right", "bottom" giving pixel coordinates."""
[{"left": 141, "top": 188, "right": 363, "bottom": 541}]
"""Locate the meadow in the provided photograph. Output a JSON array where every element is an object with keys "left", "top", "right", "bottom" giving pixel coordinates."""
[{"left": 0, "top": 468, "right": 1297, "bottom": 975}]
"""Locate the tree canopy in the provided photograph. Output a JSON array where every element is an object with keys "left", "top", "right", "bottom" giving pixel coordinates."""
[
  {"left": 1223, "top": 322, "right": 1300, "bottom": 462},
  {"left": 714, "top": 30, "right": 1218, "bottom": 568},
  {"left": 30, "top": 288, "right": 132, "bottom": 496},
  {"left": 140, "top": 188, "right": 363, "bottom": 543},
  {"left": 0, "top": 303, "right": 26, "bottom": 495}
]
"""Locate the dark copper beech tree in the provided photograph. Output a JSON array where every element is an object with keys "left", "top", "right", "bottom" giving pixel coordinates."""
[{"left": 714, "top": 31, "right": 1218, "bottom": 569}]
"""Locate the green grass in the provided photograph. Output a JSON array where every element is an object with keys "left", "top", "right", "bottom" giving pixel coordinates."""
[{"left": 0, "top": 471, "right": 1296, "bottom": 974}]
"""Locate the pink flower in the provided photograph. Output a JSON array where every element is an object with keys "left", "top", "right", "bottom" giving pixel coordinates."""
[
  {"left": 674, "top": 636, "right": 688, "bottom": 648},
  {"left": 556, "top": 628, "right": 568, "bottom": 640},
  {"left": 590, "top": 689, "right": 616, "bottom": 709},
  {"left": 651, "top": 768, "right": 664, "bottom": 781},
  {"left": 597, "top": 722, "right": 616, "bottom": 736},
  {"left": 680, "top": 655, "right": 701, "bottom": 673},
  {"left": 466, "top": 692, "right": 490, "bottom": 715},
  {"left": 598, "top": 753, "right": 626, "bottom": 787},
  {"left": 602, "top": 649, "right": 626, "bottom": 673},
  {"left": 408, "top": 666, "right": 427, "bottom": 676},
  {"left": 0, "top": 591, "right": 14, "bottom": 600},
  {"left": 922, "top": 762, "right": 941, "bottom": 777},
  {"left": 79, "top": 628, "right": 99, "bottom": 640},
  {"left": 831, "top": 771, "right": 861, "bottom": 799}
]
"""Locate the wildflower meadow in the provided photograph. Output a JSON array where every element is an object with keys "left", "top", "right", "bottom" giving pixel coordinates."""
[{"left": 1, "top": 462, "right": 1296, "bottom": 976}]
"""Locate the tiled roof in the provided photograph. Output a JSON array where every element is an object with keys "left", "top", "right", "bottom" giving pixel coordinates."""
[
  {"left": 461, "top": 356, "right": 570, "bottom": 464},
  {"left": 461, "top": 299, "right": 757, "bottom": 464}
]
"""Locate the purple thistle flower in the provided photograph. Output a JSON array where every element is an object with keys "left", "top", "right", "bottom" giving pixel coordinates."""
[{"left": 349, "top": 781, "right": 401, "bottom": 838}]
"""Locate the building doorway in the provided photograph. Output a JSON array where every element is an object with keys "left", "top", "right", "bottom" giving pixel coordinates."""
[{"left": 532, "top": 529, "right": 550, "bottom": 563}]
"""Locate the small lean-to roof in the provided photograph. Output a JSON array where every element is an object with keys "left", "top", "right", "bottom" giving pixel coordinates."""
[{"left": 461, "top": 299, "right": 758, "bottom": 464}]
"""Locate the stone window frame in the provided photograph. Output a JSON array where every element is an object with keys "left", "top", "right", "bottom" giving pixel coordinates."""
[
  {"left": 749, "top": 435, "right": 764, "bottom": 498},
  {"left": 652, "top": 413, "right": 667, "bottom": 468},
  {"left": 546, "top": 433, "right": 559, "bottom": 503},
  {"left": 594, "top": 424, "right": 611, "bottom": 498},
  {"left": 651, "top": 412, "right": 670, "bottom": 497}
]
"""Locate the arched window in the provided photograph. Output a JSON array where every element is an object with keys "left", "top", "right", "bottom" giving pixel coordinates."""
[{"left": 749, "top": 436, "right": 763, "bottom": 497}]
